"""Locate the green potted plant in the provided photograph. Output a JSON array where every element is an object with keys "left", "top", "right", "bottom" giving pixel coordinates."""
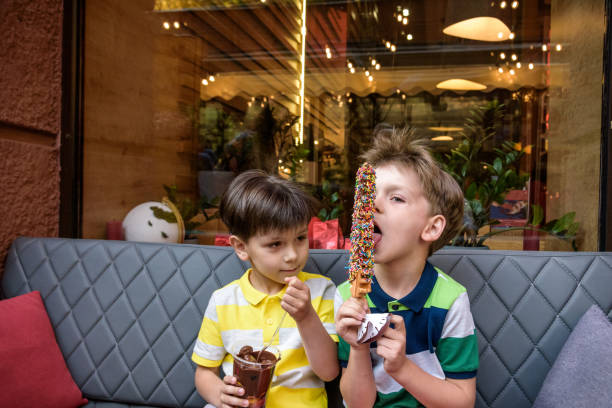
[
  {"left": 150, "top": 185, "right": 204, "bottom": 243},
  {"left": 437, "top": 100, "right": 580, "bottom": 249}
]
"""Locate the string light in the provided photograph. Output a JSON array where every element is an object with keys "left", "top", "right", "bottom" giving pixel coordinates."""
[
  {"left": 403, "top": 8, "right": 409, "bottom": 16},
  {"left": 516, "top": 62, "right": 522, "bottom": 68},
  {"left": 163, "top": 22, "right": 170, "bottom": 30},
  {"left": 201, "top": 78, "right": 208, "bottom": 85},
  {"left": 391, "top": 44, "right": 397, "bottom": 52},
  {"left": 407, "top": 34, "right": 413, "bottom": 40},
  {"left": 542, "top": 44, "right": 548, "bottom": 51},
  {"left": 498, "top": 67, "right": 504, "bottom": 73},
  {"left": 511, "top": 54, "right": 517, "bottom": 61},
  {"left": 511, "top": 1, "right": 518, "bottom": 8},
  {"left": 375, "top": 63, "right": 381, "bottom": 70},
  {"left": 528, "top": 62, "right": 534, "bottom": 70},
  {"left": 173, "top": 21, "right": 180, "bottom": 29},
  {"left": 500, "top": 52, "right": 506, "bottom": 59},
  {"left": 556, "top": 44, "right": 562, "bottom": 51},
  {"left": 509, "top": 32, "right": 515, "bottom": 40},
  {"left": 500, "top": 1, "right": 507, "bottom": 8}
]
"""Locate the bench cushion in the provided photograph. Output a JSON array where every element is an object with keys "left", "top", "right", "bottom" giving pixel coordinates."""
[
  {"left": 0, "top": 291, "right": 87, "bottom": 408},
  {"left": 533, "top": 305, "right": 612, "bottom": 408}
]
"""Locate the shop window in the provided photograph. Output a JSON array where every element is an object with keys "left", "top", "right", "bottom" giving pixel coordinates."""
[{"left": 82, "top": 0, "right": 605, "bottom": 251}]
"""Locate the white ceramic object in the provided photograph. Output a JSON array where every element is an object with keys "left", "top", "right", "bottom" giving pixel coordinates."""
[{"left": 122, "top": 201, "right": 181, "bottom": 243}]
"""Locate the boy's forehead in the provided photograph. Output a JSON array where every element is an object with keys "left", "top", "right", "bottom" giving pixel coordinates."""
[
  {"left": 255, "top": 223, "right": 309, "bottom": 238},
  {"left": 374, "top": 162, "right": 417, "bottom": 181}
]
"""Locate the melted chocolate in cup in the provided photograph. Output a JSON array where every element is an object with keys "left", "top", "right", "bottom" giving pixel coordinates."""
[{"left": 233, "top": 345, "right": 280, "bottom": 408}]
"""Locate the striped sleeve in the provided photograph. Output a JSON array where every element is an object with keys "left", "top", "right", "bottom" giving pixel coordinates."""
[
  {"left": 192, "top": 292, "right": 226, "bottom": 367},
  {"left": 335, "top": 282, "right": 351, "bottom": 366},
  {"left": 436, "top": 291, "right": 479, "bottom": 379},
  {"left": 306, "top": 273, "right": 339, "bottom": 342}
]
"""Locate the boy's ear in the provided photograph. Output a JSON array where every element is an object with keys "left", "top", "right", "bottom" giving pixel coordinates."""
[
  {"left": 421, "top": 214, "right": 446, "bottom": 243},
  {"left": 229, "top": 235, "right": 250, "bottom": 261}
]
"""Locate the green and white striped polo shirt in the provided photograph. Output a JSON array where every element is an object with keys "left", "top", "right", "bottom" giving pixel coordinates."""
[{"left": 335, "top": 262, "right": 478, "bottom": 407}]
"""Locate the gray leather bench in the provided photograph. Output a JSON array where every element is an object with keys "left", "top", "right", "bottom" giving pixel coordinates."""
[{"left": 2, "top": 237, "right": 612, "bottom": 407}]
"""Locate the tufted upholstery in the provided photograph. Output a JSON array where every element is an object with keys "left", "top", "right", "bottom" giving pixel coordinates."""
[{"left": 2, "top": 237, "right": 612, "bottom": 408}]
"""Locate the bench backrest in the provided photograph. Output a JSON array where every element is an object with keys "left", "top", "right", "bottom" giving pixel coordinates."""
[{"left": 2, "top": 237, "right": 612, "bottom": 408}]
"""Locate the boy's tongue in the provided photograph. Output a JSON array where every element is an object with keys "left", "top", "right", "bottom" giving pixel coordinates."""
[{"left": 373, "top": 232, "right": 382, "bottom": 246}]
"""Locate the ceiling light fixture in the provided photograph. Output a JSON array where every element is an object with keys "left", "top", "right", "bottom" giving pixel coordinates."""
[
  {"left": 443, "top": 17, "right": 511, "bottom": 42},
  {"left": 432, "top": 136, "right": 454, "bottom": 141},
  {"left": 436, "top": 79, "right": 487, "bottom": 91}
]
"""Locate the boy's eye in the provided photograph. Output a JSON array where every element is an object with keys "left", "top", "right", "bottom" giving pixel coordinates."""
[
  {"left": 391, "top": 196, "right": 405, "bottom": 203},
  {"left": 297, "top": 235, "right": 307, "bottom": 241},
  {"left": 268, "top": 241, "right": 281, "bottom": 248}
]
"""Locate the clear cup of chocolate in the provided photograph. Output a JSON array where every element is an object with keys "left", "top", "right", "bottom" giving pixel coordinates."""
[{"left": 232, "top": 345, "right": 280, "bottom": 408}]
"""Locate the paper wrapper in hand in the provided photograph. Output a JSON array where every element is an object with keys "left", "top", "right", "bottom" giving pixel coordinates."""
[{"left": 357, "top": 313, "right": 391, "bottom": 343}]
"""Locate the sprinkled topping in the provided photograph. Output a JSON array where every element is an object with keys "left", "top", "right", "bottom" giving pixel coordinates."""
[{"left": 348, "top": 163, "right": 376, "bottom": 298}]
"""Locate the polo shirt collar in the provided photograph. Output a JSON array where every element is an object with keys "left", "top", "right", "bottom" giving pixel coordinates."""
[
  {"left": 239, "top": 268, "right": 290, "bottom": 306},
  {"left": 369, "top": 261, "right": 437, "bottom": 313}
]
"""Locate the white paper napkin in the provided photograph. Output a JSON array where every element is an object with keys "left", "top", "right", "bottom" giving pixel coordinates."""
[{"left": 357, "top": 313, "right": 391, "bottom": 343}]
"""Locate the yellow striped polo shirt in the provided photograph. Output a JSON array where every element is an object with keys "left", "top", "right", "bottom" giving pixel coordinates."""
[{"left": 192, "top": 269, "right": 338, "bottom": 408}]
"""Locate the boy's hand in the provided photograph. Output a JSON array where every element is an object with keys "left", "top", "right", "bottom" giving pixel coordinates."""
[
  {"left": 376, "top": 314, "right": 407, "bottom": 375},
  {"left": 281, "top": 276, "right": 313, "bottom": 322},
  {"left": 218, "top": 375, "right": 249, "bottom": 408},
  {"left": 335, "top": 297, "right": 369, "bottom": 348}
]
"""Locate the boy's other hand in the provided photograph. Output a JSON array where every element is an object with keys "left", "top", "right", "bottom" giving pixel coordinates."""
[
  {"left": 219, "top": 375, "right": 248, "bottom": 408},
  {"left": 282, "top": 276, "right": 312, "bottom": 322},
  {"left": 377, "top": 314, "right": 407, "bottom": 375},
  {"left": 335, "top": 297, "right": 369, "bottom": 348}
]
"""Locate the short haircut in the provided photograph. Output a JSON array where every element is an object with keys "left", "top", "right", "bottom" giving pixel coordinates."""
[
  {"left": 361, "top": 126, "right": 464, "bottom": 254},
  {"left": 219, "top": 170, "right": 317, "bottom": 241}
]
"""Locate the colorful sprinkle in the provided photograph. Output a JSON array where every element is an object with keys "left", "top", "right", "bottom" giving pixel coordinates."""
[{"left": 348, "top": 163, "right": 376, "bottom": 298}]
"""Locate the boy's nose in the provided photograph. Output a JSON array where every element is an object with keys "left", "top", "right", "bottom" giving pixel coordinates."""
[
  {"left": 373, "top": 195, "right": 382, "bottom": 213},
  {"left": 284, "top": 247, "right": 297, "bottom": 262}
]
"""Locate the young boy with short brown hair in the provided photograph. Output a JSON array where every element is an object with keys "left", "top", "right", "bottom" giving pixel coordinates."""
[
  {"left": 192, "top": 169, "right": 339, "bottom": 408},
  {"left": 335, "top": 127, "right": 478, "bottom": 408}
]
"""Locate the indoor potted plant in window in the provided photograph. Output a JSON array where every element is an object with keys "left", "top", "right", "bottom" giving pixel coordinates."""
[
  {"left": 437, "top": 100, "right": 580, "bottom": 249},
  {"left": 150, "top": 185, "right": 204, "bottom": 244}
]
